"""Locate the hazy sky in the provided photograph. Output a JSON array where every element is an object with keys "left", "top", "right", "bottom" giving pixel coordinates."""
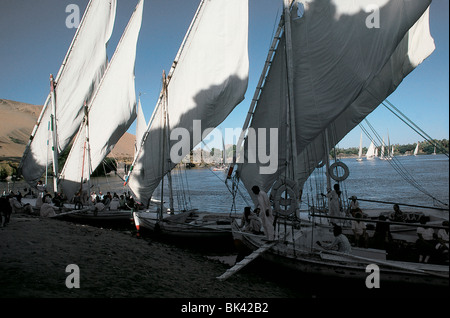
[{"left": 0, "top": 0, "right": 448, "bottom": 150}]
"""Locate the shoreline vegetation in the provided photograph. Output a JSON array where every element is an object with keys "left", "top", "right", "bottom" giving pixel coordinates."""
[{"left": 1, "top": 139, "right": 449, "bottom": 181}]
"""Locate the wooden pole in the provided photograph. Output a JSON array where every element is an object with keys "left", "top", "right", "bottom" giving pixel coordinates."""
[
  {"left": 356, "top": 198, "right": 449, "bottom": 211},
  {"left": 49, "top": 75, "right": 59, "bottom": 193},
  {"left": 310, "top": 213, "right": 449, "bottom": 230},
  {"left": 283, "top": 0, "right": 299, "bottom": 184}
]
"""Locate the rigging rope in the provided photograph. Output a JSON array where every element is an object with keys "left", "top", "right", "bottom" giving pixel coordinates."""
[
  {"left": 360, "top": 120, "right": 448, "bottom": 207},
  {"left": 382, "top": 99, "right": 449, "bottom": 157}
]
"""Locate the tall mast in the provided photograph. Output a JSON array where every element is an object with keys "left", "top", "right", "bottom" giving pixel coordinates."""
[
  {"left": 78, "top": 102, "right": 92, "bottom": 200},
  {"left": 283, "top": 0, "right": 299, "bottom": 183},
  {"left": 163, "top": 72, "right": 174, "bottom": 213},
  {"left": 49, "top": 75, "right": 59, "bottom": 193},
  {"left": 324, "top": 129, "right": 332, "bottom": 193},
  {"left": 159, "top": 72, "right": 167, "bottom": 218},
  {"left": 159, "top": 71, "right": 175, "bottom": 216}
]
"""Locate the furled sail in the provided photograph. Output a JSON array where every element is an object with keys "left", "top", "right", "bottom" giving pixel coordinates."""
[
  {"left": 59, "top": 0, "right": 143, "bottom": 200},
  {"left": 128, "top": 0, "right": 249, "bottom": 205},
  {"left": 237, "top": 0, "right": 435, "bottom": 198},
  {"left": 19, "top": 0, "right": 117, "bottom": 188}
]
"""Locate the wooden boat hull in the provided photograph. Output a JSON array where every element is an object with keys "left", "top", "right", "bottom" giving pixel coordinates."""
[
  {"left": 61, "top": 209, "right": 133, "bottom": 221},
  {"left": 21, "top": 197, "right": 133, "bottom": 222},
  {"left": 135, "top": 210, "right": 233, "bottom": 240},
  {"left": 304, "top": 208, "right": 448, "bottom": 243},
  {"left": 231, "top": 220, "right": 449, "bottom": 287}
]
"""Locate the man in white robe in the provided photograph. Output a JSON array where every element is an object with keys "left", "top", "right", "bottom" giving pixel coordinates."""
[{"left": 251, "top": 186, "right": 274, "bottom": 241}]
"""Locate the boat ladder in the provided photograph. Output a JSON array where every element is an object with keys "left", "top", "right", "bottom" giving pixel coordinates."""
[{"left": 216, "top": 241, "right": 277, "bottom": 281}]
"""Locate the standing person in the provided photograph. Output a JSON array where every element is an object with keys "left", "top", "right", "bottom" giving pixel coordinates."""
[
  {"left": 435, "top": 221, "right": 449, "bottom": 262},
  {"left": 416, "top": 217, "right": 435, "bottom": 263},
  {"left": 90, "top": 191, "right": 97, "bottom": 203},
  {"left": 373, "top": 215, "right": 392, "bottom": 249},
  {"left": 251, "top": 185, "right": 274, "bottom": 241},
  {"left": 36, "top": 180, "right": 46, "bottom": 195},
  {"left": 323, "top": 184, "right": 341, "bottom": 217}
]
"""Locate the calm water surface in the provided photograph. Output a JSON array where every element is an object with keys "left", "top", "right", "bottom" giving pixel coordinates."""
[{"left": 2, "top": 154, "right": 448, "bottom": 215}]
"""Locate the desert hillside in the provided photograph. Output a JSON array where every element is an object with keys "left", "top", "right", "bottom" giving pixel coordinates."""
[{"left": 0, "top": 99, "right": 135, "bottom": 162}]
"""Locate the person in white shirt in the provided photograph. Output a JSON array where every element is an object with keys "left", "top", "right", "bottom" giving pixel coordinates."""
[
  {"left": 416, "top": 217, "right": 436, "bottom": 263},
  {"left": 241, "top": 206, "right": 262, "bottom": 234},
  {"left": 316, "top": 225, "right": 352, "bottom": 254},
  {"left": 351, "top": 213, "right": 369, "bottom": 248},
  {"left": 435, "top": 220, "right": 449, "bottom": 262},
  {"left": 251, "top": 186, "right": 274, "bottom": 241},
  {"left": 322, "top": 184, "right": 341, "bottom": 217},
  {"left": 349, "top": 196, "right": 361, "bottom": 217}
]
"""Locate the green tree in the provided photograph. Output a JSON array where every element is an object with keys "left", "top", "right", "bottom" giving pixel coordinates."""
[{"left": 0, "top": 168, "right": 8, "bottom": 181}]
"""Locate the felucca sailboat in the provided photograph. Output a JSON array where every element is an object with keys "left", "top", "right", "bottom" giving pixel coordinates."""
[
  {"left": 356, "top": 132, "right": 363, "bottom": 162},
  {"left": 19, "top": 0, "right": 117, "bottom": 194},
  {"left": 19, "top": 0, "right": 144, "bottom": 222},
  {"left": 221, "top": 0, "right": 448, "bottom": 286},
  {"left": 126, "top": 0, "right": 249, "bottom": 240}
]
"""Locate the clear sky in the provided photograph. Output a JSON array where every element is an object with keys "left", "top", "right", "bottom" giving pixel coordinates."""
[{"left": 0, "top": 0, "right": 448, "bottom": 150}]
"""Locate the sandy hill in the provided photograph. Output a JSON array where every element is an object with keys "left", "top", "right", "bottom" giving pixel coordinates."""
[{"left": 0, "top": 99, "right": 135, "bottom": 162}]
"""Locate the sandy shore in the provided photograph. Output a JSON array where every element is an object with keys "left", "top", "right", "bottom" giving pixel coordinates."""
[
  {"left": 0, "top": 213, "right": 306, "bottom": 300},
  {"left": 2, "top": 212, "right": 448, "bottom": 308}
]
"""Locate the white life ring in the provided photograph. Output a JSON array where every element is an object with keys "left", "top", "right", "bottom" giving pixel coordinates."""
[
  {"left": 329, "top": 161, "right": 349, "bottom": 182},
  {"left": 271, "top": 178, "right": 299, "bottom": 216}
]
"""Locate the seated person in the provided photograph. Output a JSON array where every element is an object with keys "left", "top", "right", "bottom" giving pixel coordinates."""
[
  {"left": 109, "top": 196, "right": 120, "bottom": 211},
  {"left": 349, "top": 196, "right": 362, "bottom": 217},
  {"left": 241, "top": 206, "right": 262, "bottom": 234},
  {"left": 316, "top": 225, "right": 352, "bottom": 254},
  {"left": 351, "top": 213, "right": 369, "bottom": 248},
  {"left": 390, "top": 204, "right": 405, "bottom": 222}
]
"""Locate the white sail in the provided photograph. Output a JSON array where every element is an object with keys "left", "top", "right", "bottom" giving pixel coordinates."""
[
  {"left": 59, "top": 0, "right": 143, "bottom": 200},
  {"left": 237, "top": 0, "right": 434, "bottom": 197},
  {"left": 366, "top": 141, "right": 375, "bottom": 159},
  {"left": 380, "top": 137, "right": 385, "bottom": 159},
  {"left": 357, "top": 132, "right": 363, "bottom": 161},
  {"left": 135, "top": 98, "right": 147, "bottom": 154},
  {"left": 387, "top": 132, "right": 391, "bottom": 157},
  {"left": 128, "top": 0, "right": 249, "bottom": 205},
  {"left": 19, "top": 0, "right": 117, "bottom": 188},
  {"left": 414, "top": 142, "right": 419, "bottom": 155}
]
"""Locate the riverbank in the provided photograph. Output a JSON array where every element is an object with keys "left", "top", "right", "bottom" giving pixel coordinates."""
[
  {"left": 0, "top": 213, "right": 307, "bottom": 299},
  {"left": 2, "top": 212, "right": 449, "bottom": 304}
]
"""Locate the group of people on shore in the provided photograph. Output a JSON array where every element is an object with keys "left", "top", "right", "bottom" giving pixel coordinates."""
[
  {"left": 1, "top": 179, "right": 139, "bottom": 223},
  {"left": 0, "top": 181, "right": 69, "bottom": 219},
  {"left": 87, "top": 190, "right": 136, "bottom": 213}
]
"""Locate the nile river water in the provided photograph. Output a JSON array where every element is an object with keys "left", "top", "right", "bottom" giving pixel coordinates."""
[{"left": 2, "top": 154, "right": 448, "bottom": 215}]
